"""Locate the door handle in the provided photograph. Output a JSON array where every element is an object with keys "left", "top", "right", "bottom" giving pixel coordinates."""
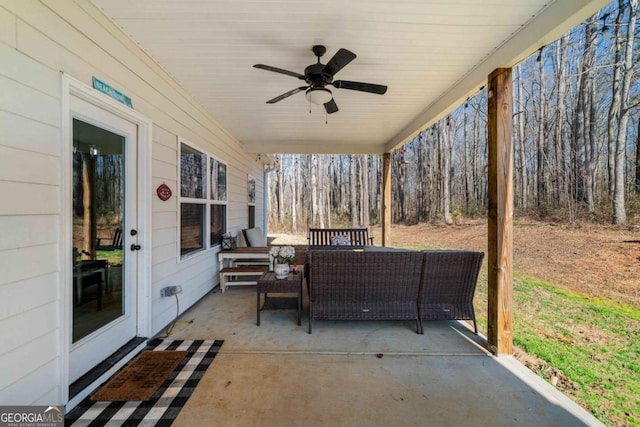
[{"left": 130, "top": 244, "right": 141, "bottom": 251}]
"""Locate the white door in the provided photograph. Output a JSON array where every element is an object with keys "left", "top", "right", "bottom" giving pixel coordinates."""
[{"left": 69, "top": 95, "right": 139, "bottom": 383}]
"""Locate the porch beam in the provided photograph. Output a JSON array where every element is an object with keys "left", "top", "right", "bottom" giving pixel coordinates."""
[
  {"left": 487, "top": 68, "right": 514, "bottom": 356},
  {"left": 382, "top": 153, "right": 391, "bottom": 246}
]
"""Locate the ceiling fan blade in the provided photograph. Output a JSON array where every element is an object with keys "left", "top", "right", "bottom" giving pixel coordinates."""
[
  {"left": 322, "top": 48, "right": 356, "bottom": 77},
  {"left": 333, "top": 80, "right": 388, "bottom": 95},
  {"left": 324, "top": 98, "right": 339, "bottom": 114},
  {"left": 266, "top": 86, "right": 307, "bottom": 104},
  {"left": 253, "top": 64, "right": 305, "bottom": 79}
]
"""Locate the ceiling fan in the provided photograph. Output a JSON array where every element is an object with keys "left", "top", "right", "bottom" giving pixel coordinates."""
[{"left": 253, "top": 45, "right": 387, "bottom": 114}]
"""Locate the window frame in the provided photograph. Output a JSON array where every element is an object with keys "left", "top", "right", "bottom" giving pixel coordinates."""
[
  {"left": 178, "top": 138, "right": 227, "bottom": 260},
  {"left": 247, "top": 175, "right": 256, "bottom": 229}
]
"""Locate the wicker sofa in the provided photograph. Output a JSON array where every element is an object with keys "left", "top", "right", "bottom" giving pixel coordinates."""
[
  {"left": 306, "top": 248, "right": 484, "bottom": 334},
  {"left": 307, "top": 249, "right": 424, "bottom": 334},
  {"left": 418, "top": 250, "right": 484, "bottom": 334}
]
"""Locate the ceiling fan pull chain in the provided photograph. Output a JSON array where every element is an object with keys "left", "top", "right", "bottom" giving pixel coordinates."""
[
  {"left": 309, "top": 98, "right": 312, "bottom": 114},
  {"left": 325, "top": 110, "right": 328, "bottom": 125}
]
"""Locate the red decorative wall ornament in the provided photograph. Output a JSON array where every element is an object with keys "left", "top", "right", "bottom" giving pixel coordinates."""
[{"left": 157, "top": 183, "right": 172, "bottom": 201}]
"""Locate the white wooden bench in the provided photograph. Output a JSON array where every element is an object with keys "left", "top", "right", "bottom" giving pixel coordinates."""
[{"left": 219, "top": 266, "right": 268, "bottom": 293}]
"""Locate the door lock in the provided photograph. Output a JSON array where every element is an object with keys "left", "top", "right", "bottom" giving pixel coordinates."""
[{"left": 130, "top": 244, "right": 141, "bottom": 251}]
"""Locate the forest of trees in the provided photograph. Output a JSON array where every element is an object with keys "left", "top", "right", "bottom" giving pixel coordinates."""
[{"left": 268, "top": 0, "right": 640, "bottom": 231}]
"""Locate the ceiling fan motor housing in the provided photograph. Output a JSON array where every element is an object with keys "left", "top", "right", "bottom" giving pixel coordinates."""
[{"left": 304, "top": 63, "right": 332, "bottom": 87}]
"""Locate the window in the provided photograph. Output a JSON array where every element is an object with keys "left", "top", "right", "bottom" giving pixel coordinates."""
[
  {"left": 210, "top": 157, "right": 227, "bottom": 246},
  {"left": 248, "top": 205, "right": 256, "bottom": 229},
  {"left": 179, "top": 141, "right": 227, "bottom": 258},
  {"left": 248, "top": 175, "right": 256, "bottom": 229}
]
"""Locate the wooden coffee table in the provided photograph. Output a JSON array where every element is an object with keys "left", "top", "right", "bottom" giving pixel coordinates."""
[{"left": 256, "top": 270, "right": 303, "bottom": 326}]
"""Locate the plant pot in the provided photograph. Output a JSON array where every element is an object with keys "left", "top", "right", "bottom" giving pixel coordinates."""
[{"left": 274, "top": 263, "right": 290, "bottom": 279}]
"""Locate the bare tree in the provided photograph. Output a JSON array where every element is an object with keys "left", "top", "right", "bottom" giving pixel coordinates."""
[
  {"left": 442, "top": 118, "right": 452, "bottom": 223},
  {"left": 350, "top": 154, "right": 358, "bottom": 226},
  {"left": 613, "top": 0, "right": 637, "bottom": 224}
]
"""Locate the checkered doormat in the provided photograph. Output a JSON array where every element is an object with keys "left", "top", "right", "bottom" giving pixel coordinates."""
[{"left": 66, "top": 339, "right": 223, "bottom": 426}]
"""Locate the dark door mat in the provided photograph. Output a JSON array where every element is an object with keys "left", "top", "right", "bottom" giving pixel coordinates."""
[{"left": 90, "top": 350, "right": 187, "bottom": 401}]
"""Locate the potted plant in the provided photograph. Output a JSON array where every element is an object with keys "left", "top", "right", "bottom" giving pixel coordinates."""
[{"left": 269, "top": 246, "right": 295, "bottom": 279}]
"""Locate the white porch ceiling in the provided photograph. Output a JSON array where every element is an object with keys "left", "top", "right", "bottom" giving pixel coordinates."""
[{"left": 91, "top": 0, "right": 608, "bottom": 155}]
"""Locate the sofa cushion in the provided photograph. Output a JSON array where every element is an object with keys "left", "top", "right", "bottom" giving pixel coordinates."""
[{"left": 242, "top": 227, "right": 267, "bottom": 247}]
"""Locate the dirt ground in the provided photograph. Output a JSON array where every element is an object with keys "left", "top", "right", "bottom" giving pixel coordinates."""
[{"left": 370, "top": 219, "right": 640, "bottom": 309}]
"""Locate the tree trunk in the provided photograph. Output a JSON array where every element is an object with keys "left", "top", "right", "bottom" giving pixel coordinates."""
[
  {"left": 608, "top": 4, "right": 624, "bottom": 195},
  {"left": 573, "top": 16, "right": 598, "bottom": 212},
  {"left": 363, "top": 155, "right": 370, "bottom": 227},
  {"left": 276, "top": 155, "right": 284, "bottom": 222},
  {"left": 613, "top": 0, "right": 637, "bottom": 224},
  {"left": 473, "top": 112, "right": 480, "bottom": 209},
  {"left": 317, "top": 156, "right": 325, "bottom": 228},
  {"left": 310, "top": 155, "right": 318, "bottom": 225},
  {"left": 291, "top": 155, "right": 298, "bottom": 231},
  {"left": 636, "top": 116, "right": 640, "bottom": 194},
  {"left": 555, "top": 36, "right": 569, "bottom": 206},
  {"left": 350, "top": 154, "right": 358, "bottom": 226},
  {"left": 442, "top": 119, "right": 452, "bottom": 223},
  {"left": 515, "top": 64, "right": 529, "bottom": 211},
  {"left": 463, "top": 104, "right": 471, "bottom": 212},
  {"left": 537, "top": 50, "right": 546, "bottom": 207}
]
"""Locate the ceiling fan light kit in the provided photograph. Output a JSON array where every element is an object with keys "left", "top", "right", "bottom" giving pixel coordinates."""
[
  {"left": 253, "top": 45, "right": 387, "bottom": 115},
  {"left": 305, "top": 87, "right": 332, "bottom": 105}
]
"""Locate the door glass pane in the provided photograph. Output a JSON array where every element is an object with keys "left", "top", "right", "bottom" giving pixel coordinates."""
[{"left": 72, "top": 119, "right": 125, "bottom": 343}]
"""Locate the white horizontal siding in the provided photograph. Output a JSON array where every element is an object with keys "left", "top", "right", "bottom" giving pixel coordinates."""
[
  {"left": 0, "top": 273, "right": 58, "bottom": 320},
  {"left": 0, "top": 215, "right": 58, "bottom": 251},
  {"left": 0, "top": 146, "right": 58, "bottom": 185},
  {"left": 0, "top": 74, "right": 60, "bottom": 126},
  {"left": 152, "top": 143, "right": 177, "bottom": 165},
  {"left": 152, "top": 159, "right": 177, "bottom": 181},
  {"left": 152, "top": 193, "right": 177, "bottom": 213},
  {"left": 153, "top": 211, "right": 177, "bottom": 230},
  {"left": 152, "top": 242, "right": 177, "bottom": 266},
  {"left": 0, "top": 0, "right": 263, "bottom": 406},
  {"left": 1, "top": 302, "right": 58, "bottom": 358},
  {"left": 0, "top": 182, "right": 59, "bottom": 216},
  {"left": 152, "top": 124, "right": 178, "bottom": 150},
  {"left": 151, "top": 259, "right": 217, "bottom": 333},
  {"left": 0, "top": 7, "right": 16, "bottom": 47},
  {"left": 0, "top": 244, "right": 58, "bottom": 287},
  {"left": 0, "top": 350, "right": 59, "bottom": 405},
  {"left": 0, "top": 43, "right": 60, "bottom": 98},
  {"left": 151, "top": 227, "right": 176, "bottom": 249},
  {"left": 0, "top": 3, "right": 63, "bottom": 405},
  {"left": 0, "top": 111, "right": 59, "bottom": 156}
]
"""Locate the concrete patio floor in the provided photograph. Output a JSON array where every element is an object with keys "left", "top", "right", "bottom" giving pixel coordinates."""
[{"left": 168, "top": 285, "right": 603, "bottom": 426}]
